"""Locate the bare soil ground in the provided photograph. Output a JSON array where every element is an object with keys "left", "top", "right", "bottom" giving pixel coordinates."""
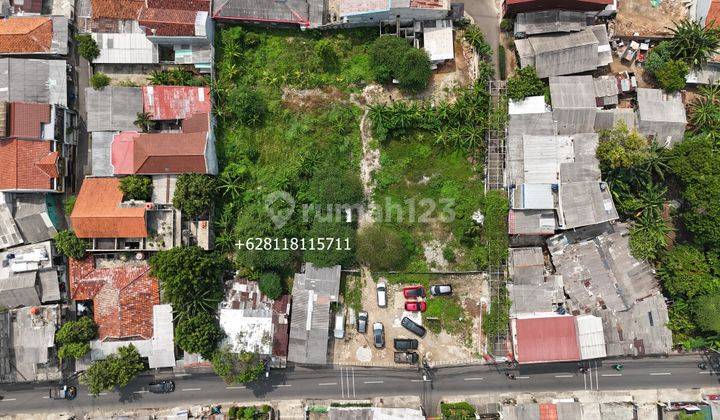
[
  {"left": 613, "top": 0, "right": 686, "bottom": 38},
  {"left": 330, "top": 271, "right": 490, "bottom": 367}
]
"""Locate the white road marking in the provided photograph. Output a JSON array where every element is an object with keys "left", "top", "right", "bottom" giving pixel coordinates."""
[
  {"left": 174, "top": 374, "right": 192, "bottom": 377},
  {"left": 602, "top": 373, "right": 622, "bottom": 377},
  {"left": 363, "top": 380, "right": 384, "bottom": 384},
  {"left": 699, "top": 371, "right": 712, "bottom": 375},
  {"left": 42, "top": 396, "right": 50, "bottom": 399},
  {"left": 650, "top": 372, "right": 671, "bottom": 376},
  {"left": 226, "top": 386, "right": 245, "bottom": 389},
  {"left": 318, "top": 382, "right": 337, "bottom": 386},
  {"left": 515, "top": 376, "right": 530, "bottom": 379},
  {"left": 352, "top": 367, "right": 356, "bottom": 398},
  {"left": 182, "top": 388, "right": 202, "bottom": 391},
  {"left": 274, "top": 384, "right": 292, "bottom": 387},
  {"left": 595, "top": 361, "right": 599, "bottom": 390},
  {"left": 133, "top": 390, "right": 148, "bottom": 394},
  {"left": 464, "top": 377, "right": 484, "bottom": 381},
  {"left": 1, "top": 399, "right": 16, "bottom": 402},
  {"left": 410, "top": 379, "right": 431, "bottom": 382},
  {"left": 554, "top": 374, "right": 573, "bottom": 378},
  {"left": 340, "top": 367, "right": 344, "bottom": 398}
]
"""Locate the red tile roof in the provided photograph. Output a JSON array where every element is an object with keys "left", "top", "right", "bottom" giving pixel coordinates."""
[
  {"left": 0, "top": 138, "right": 57, "bottom": 191},
  {"left": 91, "top": 0, "right": 144, "bottom": 20},
  {"left": 139, "top": 7, "right": 201, "bottom": 37},
  {"left": 181, "top": 112, "right": 210, "bottom": 133},
  {"left": 539, "top": 404, "right": 558, "bottom": 420},
  {"left": 142, "top": 86, "right": 212, "bottom": 121},
  {"left": 8, "top": 102, "right": 51, "bottom": 139},
  {"left": 514, "top": 316, "right": 581, "bottom": 364},
  {"left": 69, "top": 257, "right": 160, "bottom": 341},
  {"left": 112, "top": 123, "right": 209, "bottom": 175},
  {"left": 0, "top": 17, "right": 53, "bottom": 54},
  {"left": 707, "top": 0, "right": 720, "bottom": 28},
  {"left": 70, "top": 177, "right": 148, "bottom": 238},
  {"left": 146, "top": 0, "right": 210, "bottom": 10}
]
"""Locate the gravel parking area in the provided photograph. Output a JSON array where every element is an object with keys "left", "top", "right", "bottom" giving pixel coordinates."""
[{"left": 329, "top": 270, "right": 488, "bottom": 367}]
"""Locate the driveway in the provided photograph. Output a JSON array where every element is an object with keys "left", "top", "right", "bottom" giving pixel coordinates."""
[{"left": 464, "top": 0, "right": 501, "bottom": 76}]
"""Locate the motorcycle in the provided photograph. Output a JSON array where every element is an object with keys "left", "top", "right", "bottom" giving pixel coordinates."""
[{"left": 612, "top": 364, "right": 624, "bottom": 371}]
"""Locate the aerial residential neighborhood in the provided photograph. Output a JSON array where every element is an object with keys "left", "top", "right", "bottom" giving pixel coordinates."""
[{"left": 0, "top": 0, "right": 719, "bottom": 418}]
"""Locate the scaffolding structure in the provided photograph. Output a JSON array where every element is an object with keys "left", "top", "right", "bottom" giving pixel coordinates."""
[{"left": 485, "top": 79, "right": 510, "bottom": 359}]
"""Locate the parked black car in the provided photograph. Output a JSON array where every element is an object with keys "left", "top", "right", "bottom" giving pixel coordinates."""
[
  {"left": 394, "top": 351, "right": 419, "bottom": 364},
  {"left": 357, "top": 311, "right": 368, "bottom": 334},
  {"left": 429, "top": 284, "right": 453, "bottom": 296},
  {"left": 149, "top": 380, "right": 175, "bottom": 394},
  {"left": 394, "top": 338, "right": 419, "bottom": 350},
  {"left": 401, "top": 317, "right": 427, "bottom": 337},
  {"left": 373, "top": 322, "right": 385, "bottom": 348}
]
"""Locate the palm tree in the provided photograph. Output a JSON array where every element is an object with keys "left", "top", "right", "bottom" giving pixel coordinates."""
[
  {"left": 635, "top": 182, "right": 667, "bottom": 220},
  {"left": 668, "top": 19, "right": 720, "bottom": 68},
  {"left": 168, "top": 67, "right": 194, "bottom": 86},
  {"left": 689, "top": 96, "right": 720, "bottom": 132},
  {"left": 698, "top": 82, "right": 720, "bottom": 102},
  {"left": 147, "top": 70, "right": 170, "bottom": 85},
  {"left": 133, "top": 112, "right": 153, "bottom": 133},
  {"left": 640, "top": 143, "right": 670, "bottom": 181}
]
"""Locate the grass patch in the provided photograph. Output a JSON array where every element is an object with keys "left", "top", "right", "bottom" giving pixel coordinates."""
[
  {"left": 341, "top": 274, "right": 364, "bottom": 312},
  {"left": 425, "top": 297, "right": 471, "bottom": 338}
]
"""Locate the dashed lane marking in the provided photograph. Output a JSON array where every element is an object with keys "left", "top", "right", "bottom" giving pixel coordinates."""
[
  {"left": 274, "top": 384, "right": 292, "bottom": 387},
  {"left": 182, "top": 388, "right": 202, "bottom": 391},
  {"left": 363, "top": 380, "right": 384, "bottom": 384},
  {"left": 554, "top": 375, "right": 573, "bottom": 378},
  {"left": 318, "top": 382, "right": 337, "bottom": 386},
  {"left": 649, "top": 372, "right": 671, "bottom": 376},
  {"left": 1, "top": 399, "right": 16, "bottom": 402},
  {"left": 515, "top": 376, "right": 530, "bottom": 379},
  {"left": 226, "top": 386, "right": 245, "bottom": 389},
  {"left": 133, "top": 390, "right": 148, "bottom": 394},
  {"left": 464, "top": 377, "right": 484, "bottom": 381},
  {"left": 601, "top": 374, "right": 622, "bottom": 377}
]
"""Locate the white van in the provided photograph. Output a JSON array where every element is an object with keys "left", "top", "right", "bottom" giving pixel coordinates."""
[
  {"left": 334, "top": 313, "right": 345, "bottom": 339},
  {"left": 376, "top": 282, "right": 387, "bottom": 308}
]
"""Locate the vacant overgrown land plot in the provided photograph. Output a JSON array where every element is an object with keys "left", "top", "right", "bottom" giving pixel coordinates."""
[{"left": 213, "top": 27, "right": 375, "bottom": 277}]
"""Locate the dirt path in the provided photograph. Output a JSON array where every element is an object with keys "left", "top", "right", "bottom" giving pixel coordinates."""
[{"left": 358, "top": 109, "right": 379, "bottom": 228}]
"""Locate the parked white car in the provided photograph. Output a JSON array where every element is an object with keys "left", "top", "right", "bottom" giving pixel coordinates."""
[
  {"left": 334, "top": 313, "right": 345, "bottom": 339},
  {"left": 376, "top": 282, "right": 387, "bottom": 308}
]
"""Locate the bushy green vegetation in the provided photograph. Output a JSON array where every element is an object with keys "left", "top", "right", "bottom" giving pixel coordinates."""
[
  {"left": 90, "top": 72, "right": 110, "bottom": 90},
  {"left": 75, "top": 34, "right": 100, "bottom": 61},
  {"left": 82, "top": 344, "right": 145, "bottom": 394},
  {"left": 425, "top": 297, "right": 470, "bottom": 339},
  {"left": 440, "top": 402, "right": 477, "bottom": 420},
  {"left": 341, "top": 275, "right": 363, "bottom": 312},
  {"left": 63, "top": 195, "right": 76, "bottom": 215},
  {"left": 214, "top": 26, "right": 367, "bottom": 277},
  {"left": 258, "top": 272, "right": 283, "bottom": 299},
  {"left": 148, "top": 68, "right": 208, "bottom": 86},
  {"left": 54, "top": 230, "right": 87, "bottom": 259},
  {"left": 463, "top": 25, "right": 492, "bottom": 59},
  {"left": 505, "top": 66, "right": 544, "bottom": 101},
  {"left": 368, "top": 36, "right": 432, "bottom": 93},
  {"left": 227, "top": 405, "right": 272, "bottom": 420},
  {"left": 175, "top": 312, "right": 225, "bottom": 359},
  {"left": 212, "top": 345, "right": 265, "bottom": 384},
  {"left": 482, "top": 284, "right": 511, "bottom": 339},
  {"left": 173, "top": 174, "right": 216, "bottom": 219},
  {"left": 654, "top": 59, "right": 689, "bottom": 92},
  {"left": 55, "top": 317, "right": 96, "bottom": 360},
  {"left": 119, "top": 175, "right": 152, "bottom": 201}
]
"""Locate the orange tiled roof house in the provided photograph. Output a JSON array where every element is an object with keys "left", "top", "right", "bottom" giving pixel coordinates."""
[
  {"left": 0, "top": 102, "right": 78, "bottom": 193},
  {"left": 0, "top": 16, "right": 69, "bottom": 56}
]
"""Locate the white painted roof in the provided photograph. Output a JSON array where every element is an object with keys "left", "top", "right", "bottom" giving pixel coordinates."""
[
  {"left": 575, "top": 314, "right": 607, "bottom": 360},
  {"left": 509, "top": 96, "right": 548, "bottom": 115},
  {"left": 423, "top": 26, "right": 454, "bottom": 62},
  {"left": 219, "top": 308, "right": 274, "bottom": 355}
]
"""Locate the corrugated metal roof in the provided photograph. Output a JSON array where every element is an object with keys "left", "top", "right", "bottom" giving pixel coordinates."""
[
  {"left": 514, "top": 10, "right": 587, "bottom": 36},
  {"left": 575, "top": 314, "right": 606, "bottom": 359},
  {"left": 92, "top": 33, "right": 157, "bottom": 64},
  {"left": 423, "top": 26, "right": 454, "bottom": 62},
  {"left": 513, "top": 315, "right": 581, "bottom": 363},
  {"left": 86, "top": 87, "right": 143, "bottom": 132},
  {"left": 520, "top": 183, "right": 554, "bottom": 209},
  {"left": 509, "top": 95, "right": 548, "bottom": 115},
  {"left": 522, "top": 135, "right": 574, "bottom": 184}
]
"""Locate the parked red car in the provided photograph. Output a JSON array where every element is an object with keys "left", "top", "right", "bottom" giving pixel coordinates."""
[
  {"left": 403, "top": 286, "right": 426, "bottom": 299},
  {"left": 405, "top": 301, "right": 427, "bottom": 312}
]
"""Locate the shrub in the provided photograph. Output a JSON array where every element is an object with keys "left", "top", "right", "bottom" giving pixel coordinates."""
[
  {"left": 463, "top": 25, "right": 492, "bottom": 58},
  {"left": 506, "top": 66, "right": 544, "bottom": 101},
  {"left": 75, "top": 34, "right": 100, "bottom": 61},
  {"left": 54, "top": 230, "right": 87, "bottom": 259},
  {"left": 90, "top": 72, "right": 110, "bottom": 90},
  {"left": 644, "top": 41, "right": 673, "bottom": 76},
  {"left": 63, "top": 195, "right": 76, "bottom": 215},
  {"left": 442, "top": 246, "right": 456, "bottom": 263},
  {"left": 500, "top": 19, "right": 514, "bottom": 32},
  {"left": 356, "top": 225, "right": 409, "bottom": 271},
  {"left": 304, "top": 221, "right": 356, "bottom": 268},
  {"left": 82, "top": 344, "right": 145, "bottom": 394},
  {"left": 175, "top": 312, "right": 224, "bottom": 359},
  {"left": 211, "top": 346, "right": 265, "bottom": 384},
  {"left": 369, "top": 36, "right": 411, "bottom": 84},
  {"left": 227, "top": 87, "right": 267, "bottom": 126},
  {"left": 498, "top": 45, "right": 507, "bottom": 80},
  {"left": 58, "top": 342, "right": 91, "bottom": 360},
  {"left": 173, "top": 174, "right": 216, "bottom": 218},
  {"left": 694, "top": 293, "right": 720, "bottom": 334},
  {"left": 55, "top": 317, "right": 97, "bottom": 345},
  {"left": 397, "top": 48, "right": 432, "bottom": 93},
  {"left": 315, "top": 38, "right": 340, "bottom": 73},
  {"left": 441, "top": 402, "right": 477, "bottom": 420},
  {"left": 258, "top": 272, "right": 283, "bottom": 299},
  {"left": 119, "top": 175, "right": 152, "bottom": 201},
  {"left": 655, "top": 59, "right": 689, "bottom": 92}
]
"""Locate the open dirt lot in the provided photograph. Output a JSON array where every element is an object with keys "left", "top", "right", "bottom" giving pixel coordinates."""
[{"left": 330, "top": 270, "right": 489, "bottom": 367}]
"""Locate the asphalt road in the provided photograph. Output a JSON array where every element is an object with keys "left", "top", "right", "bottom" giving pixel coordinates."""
[
  {"left": 464, "top": 0, "right": 501, "bottom": 74},
  {"left": 0, "top": 356, "right": 716, "bottom": 416}
]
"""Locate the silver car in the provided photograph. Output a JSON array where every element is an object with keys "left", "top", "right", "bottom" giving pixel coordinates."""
[
  {"left": 357, "top": 311, "right": 368, "bottom": 334},
  {"left": 373, "top": 322, "right": 385, "bottom": 348}
]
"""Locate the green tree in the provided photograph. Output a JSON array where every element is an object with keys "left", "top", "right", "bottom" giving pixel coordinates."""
[
  {"left": 218, "top": 160, "right": 253, "bottom": 202},
  {"left": 54, "top": 230, "right": 87, "bottom": 259},
  {"left": 644, "top": 40, "right": 673, "bottom": 76},
  {"left": 315, "top": 39, "right": 340, "bottom": 73},
  {"left": 211, "top": 346, "right": 265, "bottom": 384},
  {"left": 234, "top": 203, "right": 294, "bottom": 270},
  {"left": 689, "top": 95, "right": 720, "bottom": 132},
  {"left": 75, "top": 34, "right": 100, "bottom": 61},
  {"left": 258, "top": 272, "right": 283, "bottom": 299},
  {"left": 303, "top": 221, "right": 356, "bottom": 268},
  {"left": 397, "top": 48, "right": 432, "bottom": 93},
  {"left": 506, "top": 66, "right": 544, "bottom": 101},
  {"left": 119, "top": 175, "right": 153, "bottom": 201},
  {"left": 149, "top": 246, "right": 226, "bottom": 317},
  {"left": 369, "top": 36, "right": 411, "bottom": 84},
  {"left": 58, "top": 342, "right": 91, "bottom": 360},
  {"left": 654, "top": 59, "right": 688, "bottom": 92},
  {"left": 90, "top": 72, "right": 110, "bottom": 90},
  {"left": 596, "top": 122, "right": 650, "bottom": 173},
  {"left": 694, "top": 292, "right": 720, "bottom": 334},
  {"left": 658, "top": 245, "right": 720, "bottom": 300},
  {"left": 55, "top": 317, "right": 97, "bottom": 345},
  {"left": 82, "top": 344, "right": 145, "bottom": 394},
  {"left": 669, "top": 19, "right": 720, "bottom": 69},
  {"left": 175, "top": 312, "right": 224, "bottom": 359},
  {"left": 356, "top": 225, "right": 409, "bottom": 271},
  {"left": 307, "top": 165, "right": 363, "bottom": 207},
  {"left": 226, "top": 87, "right": 267, "bottom": 126},
  {"left": 173, "top": 174, "right": 216, "bottom": 219},
  {"left": 628, "top": 212, "right": 671, "bottom": 261},
  {"left": 133, "top": 112, "right": 153, "bottom": 133}
]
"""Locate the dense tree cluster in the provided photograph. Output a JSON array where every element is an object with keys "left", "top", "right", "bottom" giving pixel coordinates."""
[
  {"left": 82, "top": 344, "right": 145, "bottom": 394},
  {"left": 55, "top": 317, "right": 96, "bottom": 360},
  {"left": 369, "top": 36, "right": 432, "bottom": 93}
]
